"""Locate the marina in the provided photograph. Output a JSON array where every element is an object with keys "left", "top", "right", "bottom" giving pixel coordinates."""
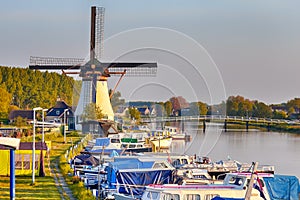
[{"left": 67, "top": 123, "right": 300, "bottom": 199}]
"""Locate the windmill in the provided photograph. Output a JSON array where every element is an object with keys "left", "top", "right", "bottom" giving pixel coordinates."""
[{"left": 29, "top": 6, "right": 157, "bottom": 131}]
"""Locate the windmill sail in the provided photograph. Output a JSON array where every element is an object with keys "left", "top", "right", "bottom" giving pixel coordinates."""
[
  {"left": 29, "top": 6, "right": 158, "bottom": 133},
  {"left": 95, "top": 7, "right": 105, "bottom": 60}
]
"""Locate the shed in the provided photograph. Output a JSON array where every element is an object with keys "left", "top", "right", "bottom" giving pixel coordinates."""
[{"left": 0, "top": 142, "right": 47, "bottom": 176}]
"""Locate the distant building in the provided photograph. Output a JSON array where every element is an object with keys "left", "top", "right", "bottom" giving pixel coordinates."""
[
  {"left": 46, "top": 100, "right": 75, "bottom": 130},
  {"left": 136, "top": 107, "right": 151, "bottom": 116},
  {"left": 8, "top": 110, "right": 34, "bottom": 123}
]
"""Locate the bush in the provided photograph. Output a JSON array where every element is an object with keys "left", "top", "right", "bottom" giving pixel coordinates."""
[
  {"left": 72, "top": 176, "right": 81, "bottom": 184},
  {"left": 68, "top": 131, "right": 79, "bottom": 137}
]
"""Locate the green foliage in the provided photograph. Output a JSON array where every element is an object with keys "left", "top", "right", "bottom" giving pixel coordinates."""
[
  {"left": 67, "top": 131, "right": 79, "bottom": 137},
  {"left": 164, "top": 101, "right": 172, "bottom": 116},
  {"left": 287, "top": 98, "right": 300, "bottom": 114},
  {"left": 13, "top": 116, "right": 28, "bottom": 127},
  {"left": 189, "top": 101, "right": 208, "bottom": 116},
  {"left": 226, "top": 96, "right": 272, "bottom": 118},
  {"left": 110, "top": 90, "right": 125, "bottom": 112},
  {"left": 252, "top": 101, "right": 272, "bottom": 118},
  {"left": 0, "top": 85, "right": 12, "bottom": 118},
  {"left": 0, "top": 66, "right": 77, "bottom": 111},
  {"left": 81, "top": 103, "right": 105, "bottom": 121},
  {"left": 128, "top": 107, "right": 141, "bottom": 123},
  {"left": 273, "top": 110, "right": 287, "bottom": 119}
]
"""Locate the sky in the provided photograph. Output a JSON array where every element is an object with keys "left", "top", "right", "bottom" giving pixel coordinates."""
[{"left": 1, "top": 0, "right": 300, "bottom": 105}]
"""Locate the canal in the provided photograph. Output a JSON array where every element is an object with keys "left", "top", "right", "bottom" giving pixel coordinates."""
[{"left": 168, "top": 122, "right": 300, "bottom": 179}]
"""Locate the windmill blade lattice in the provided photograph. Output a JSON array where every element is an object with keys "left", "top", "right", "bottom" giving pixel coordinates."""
[
  {"left": 95, "top": 7, "right": 105, "bottom": 60},
  {"left": 29, "top": 56, "right": 84, "bottom": 70},
  {"left": 107, "top": 63, "right": 157, "bottom": 77}
]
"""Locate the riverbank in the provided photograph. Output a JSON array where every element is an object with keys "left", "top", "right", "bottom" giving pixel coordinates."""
[{"left": 0, "top": 131, "right": 95, "bottom": 200}]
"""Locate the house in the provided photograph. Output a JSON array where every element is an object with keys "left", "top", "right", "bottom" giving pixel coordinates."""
[
  {"left": 46, "top": 100, "right": 75, "bottom": 130},
  {"left": 0, "top": 142, "right": 47, "bottom": 176},
  {"left": 8, "top": 110, "right": 34, "bottom": 123},
  {"left": 137, "top": 107, "right": 151, "bottom": 116}
]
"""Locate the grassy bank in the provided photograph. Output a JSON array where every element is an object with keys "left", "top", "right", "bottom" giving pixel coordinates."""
[{"left": 0, "top": 131, "right": 94, "bottom": 199}]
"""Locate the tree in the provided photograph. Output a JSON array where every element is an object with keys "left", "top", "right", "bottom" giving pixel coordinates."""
[
  {"left": 226, "top": 96, "right": 254, "bottom": 117},
  {"left": 287, "top": 98, "right": 300, "bottom": 114},
  {"left": 197, "top": 101, "right": 208, "bottom": 115},
  {"left": 164, "top": 101, "right": 173, "bottom": 116},
  {"left": 170, "top": 96, "right": 189, "bottom": 112},
  {"left": 128, "top": 107, "right": 141, "bottom": 124},
  {"left": 252, "top": 101, "right": 272, "bottom": 118},
  {"left": 81, "top": 103, "right": 105, "bottom": 121},
  {"left": 0, "top": 86, "right": 12, "bottom": 118},
  {"left": 188, "top": 101, "right": 208, "bottom": 116},
  {"left": 273, "top": 110, "right": 287, "bottom": 119},
  {"left": 109, "top": 90, "right": 125, "bottom": 112},
  {"left": 13, "top": 116, "right": 28, "bottom": 127}
]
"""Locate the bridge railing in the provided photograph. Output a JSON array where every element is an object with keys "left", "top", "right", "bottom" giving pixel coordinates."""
[{"left": 140, "top": 115, "right": 300, "bottom": 125}]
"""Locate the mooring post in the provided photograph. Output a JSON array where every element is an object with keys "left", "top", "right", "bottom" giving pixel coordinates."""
[
  {"left": 203, "top": 120, "right": 206, "bottom": 133},
  {"left": 246, "top": 121, "right": 249, "bottom": 132},
  {"left": 267, "top": 122, "right": 271, "bottom": 132},
  {"left": 224, "top": 119, "right": 227, "bottom": 132},
  {"left": 10, "top": 149, "right": 15, "bottom": 200}
]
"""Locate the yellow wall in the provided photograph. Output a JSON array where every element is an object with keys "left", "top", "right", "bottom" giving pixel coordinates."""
[{"left": 0, "top": 150, "right": 47, "bottom": 176}]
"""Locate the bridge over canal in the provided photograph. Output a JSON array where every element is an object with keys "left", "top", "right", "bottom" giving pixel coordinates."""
[{"left": 140, "top": 115, "right": 300, "bottom": 132}]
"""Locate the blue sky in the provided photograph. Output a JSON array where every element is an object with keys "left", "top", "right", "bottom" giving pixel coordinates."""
[{"left": 1, "top": 0, "right": 300, "bottom": 104}]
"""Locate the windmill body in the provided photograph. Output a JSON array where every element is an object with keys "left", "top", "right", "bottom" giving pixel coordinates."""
[{"left": 29, "top": 6, "right": 157, "bottom": 132}]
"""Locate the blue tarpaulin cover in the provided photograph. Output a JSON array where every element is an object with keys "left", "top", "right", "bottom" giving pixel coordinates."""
[
  {"left": 106, "top": 158, "right": 174, "bottom": 195},
  {"left": 117, "top": 170, "right": 173, "bottom": 195},
  {"left": 95, "top": 138, "right": 110, "bottom": 146},
  {"left": 263, "top": 174, "right": 300, "bottom": 200},
  {"left": 212, "top": 198, "right": 244, "bottom": 200},
  {"left": 109, "top": 150, "right": 119, "bottom": 157},
  {"left": 89, "top": 148, "right": 122, "bottom": 154}
]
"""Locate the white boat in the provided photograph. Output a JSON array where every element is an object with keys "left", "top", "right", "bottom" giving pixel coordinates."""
[
  {"left": 137, "top": 173, "right": 270, "bottom": 200},
  {"left": 135, "top": 172, "right": 300, "bottom": 200},
  {"left": 121, "top": 141, "right": 152, "bottom": 153},
  {"left": 164, "top": 126, "right": 187, "bottom": 140}
]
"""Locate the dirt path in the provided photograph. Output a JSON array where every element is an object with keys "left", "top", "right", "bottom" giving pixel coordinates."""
[{"left": 50, "top": 158, "right": 76, "bottom": 200}]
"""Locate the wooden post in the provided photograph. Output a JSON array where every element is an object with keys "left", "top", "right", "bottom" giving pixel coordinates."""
[
  {"left": 267, "top": 123, "right": 271, "bottom": 132},
  {"left": 203, "top": 120, "right": 206, "bottom": 133},
  {"left": 224, "top": 119, "right": 227, "bottom": 132},
  {"left": 246, "top": 121, "right": 249, "bottom": 132},
  {"left": 245, "top": 162, "right": 258, "bottom": 200}
]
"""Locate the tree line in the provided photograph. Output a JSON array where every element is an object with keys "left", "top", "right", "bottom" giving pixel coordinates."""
[
  {"left": 1, "top": 66, "right": 299, "bottom": 121},
  {"left": 128, "top": 95, "right": 300, "bottom": 120},
  {"left": 0, "top": 66, "right": 77, "bottom": 118}
]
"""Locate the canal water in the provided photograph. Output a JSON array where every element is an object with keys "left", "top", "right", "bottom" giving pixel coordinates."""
[{"left": 166, "top": 122, "right": 300, "bottom": 179}]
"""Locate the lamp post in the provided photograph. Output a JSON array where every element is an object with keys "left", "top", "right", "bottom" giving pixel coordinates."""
[
  {"left": 63, "top": 109, "right": 68, "bottom": 144},
  {"left": 32, "top": 107, "right": 42, "bottom": 185},
  {"left": 42, "top": 109, "right": 48, "bottom": 143}
]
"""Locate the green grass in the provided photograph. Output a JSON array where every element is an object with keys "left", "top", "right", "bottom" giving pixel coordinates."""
[
  {"left": 0, "top": 131, "right": 86, "bottom": 199},
  {"left": 0, "top": 176, "right": 61, "bottom": 199}
]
